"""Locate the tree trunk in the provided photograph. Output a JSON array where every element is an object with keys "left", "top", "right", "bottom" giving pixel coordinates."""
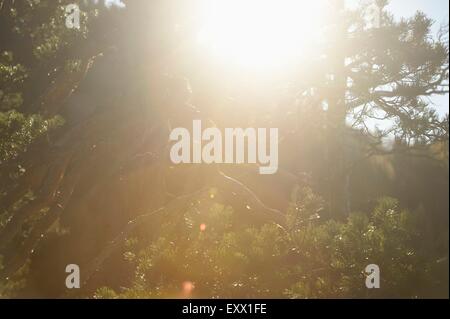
[{"left": 326, "top": 0, "right": 350, "bottom": 217}]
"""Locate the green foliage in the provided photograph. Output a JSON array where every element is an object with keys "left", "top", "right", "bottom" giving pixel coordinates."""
[
  {"left": 0, "top": 51, "right": 27, "bottom": 111},
  {"left": 0, "top": 110, "right": 64, "bottom": 163},
  {"left": 286, "top": 197, "right": 428, "bottom": 298},
  {"left": 0, "top": 49, "right": 64, "bottom": 164},
  {"left": 95, "top": 191, "right": 440, "bottom": 299}
]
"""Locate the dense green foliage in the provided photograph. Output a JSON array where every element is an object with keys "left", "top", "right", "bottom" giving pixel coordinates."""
[{"left": 93, "top": 192, "right": 445, "bottom": 299}]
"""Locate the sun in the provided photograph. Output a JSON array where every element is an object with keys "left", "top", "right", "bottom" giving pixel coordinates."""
[{"left": 197, "top": 0, "right": 327, "bottom": 70}]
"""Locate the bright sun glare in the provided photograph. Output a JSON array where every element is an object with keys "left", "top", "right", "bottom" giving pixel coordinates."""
[{"left": 197, "top": 0, "right": 327, "bottom": 69}]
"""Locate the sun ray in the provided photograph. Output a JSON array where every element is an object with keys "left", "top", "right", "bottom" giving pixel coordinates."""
[{"left": 197, "top": 0, "right": 328, "bottom": 69}]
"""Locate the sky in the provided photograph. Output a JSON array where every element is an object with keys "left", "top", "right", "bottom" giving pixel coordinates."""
[
  {"left": 386, "top": 0, "right": 449, "bottom": 27},
  {"left": 347, "top": 0, "right": 449, "bottom": 24}
]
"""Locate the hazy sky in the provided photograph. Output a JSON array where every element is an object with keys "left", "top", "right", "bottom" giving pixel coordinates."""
[
  {"left": 347, "top": 0, "right": 449, "bottom": 22},
  {"left": 386, "top": 0, "right": 449, "bottom": 26}
]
